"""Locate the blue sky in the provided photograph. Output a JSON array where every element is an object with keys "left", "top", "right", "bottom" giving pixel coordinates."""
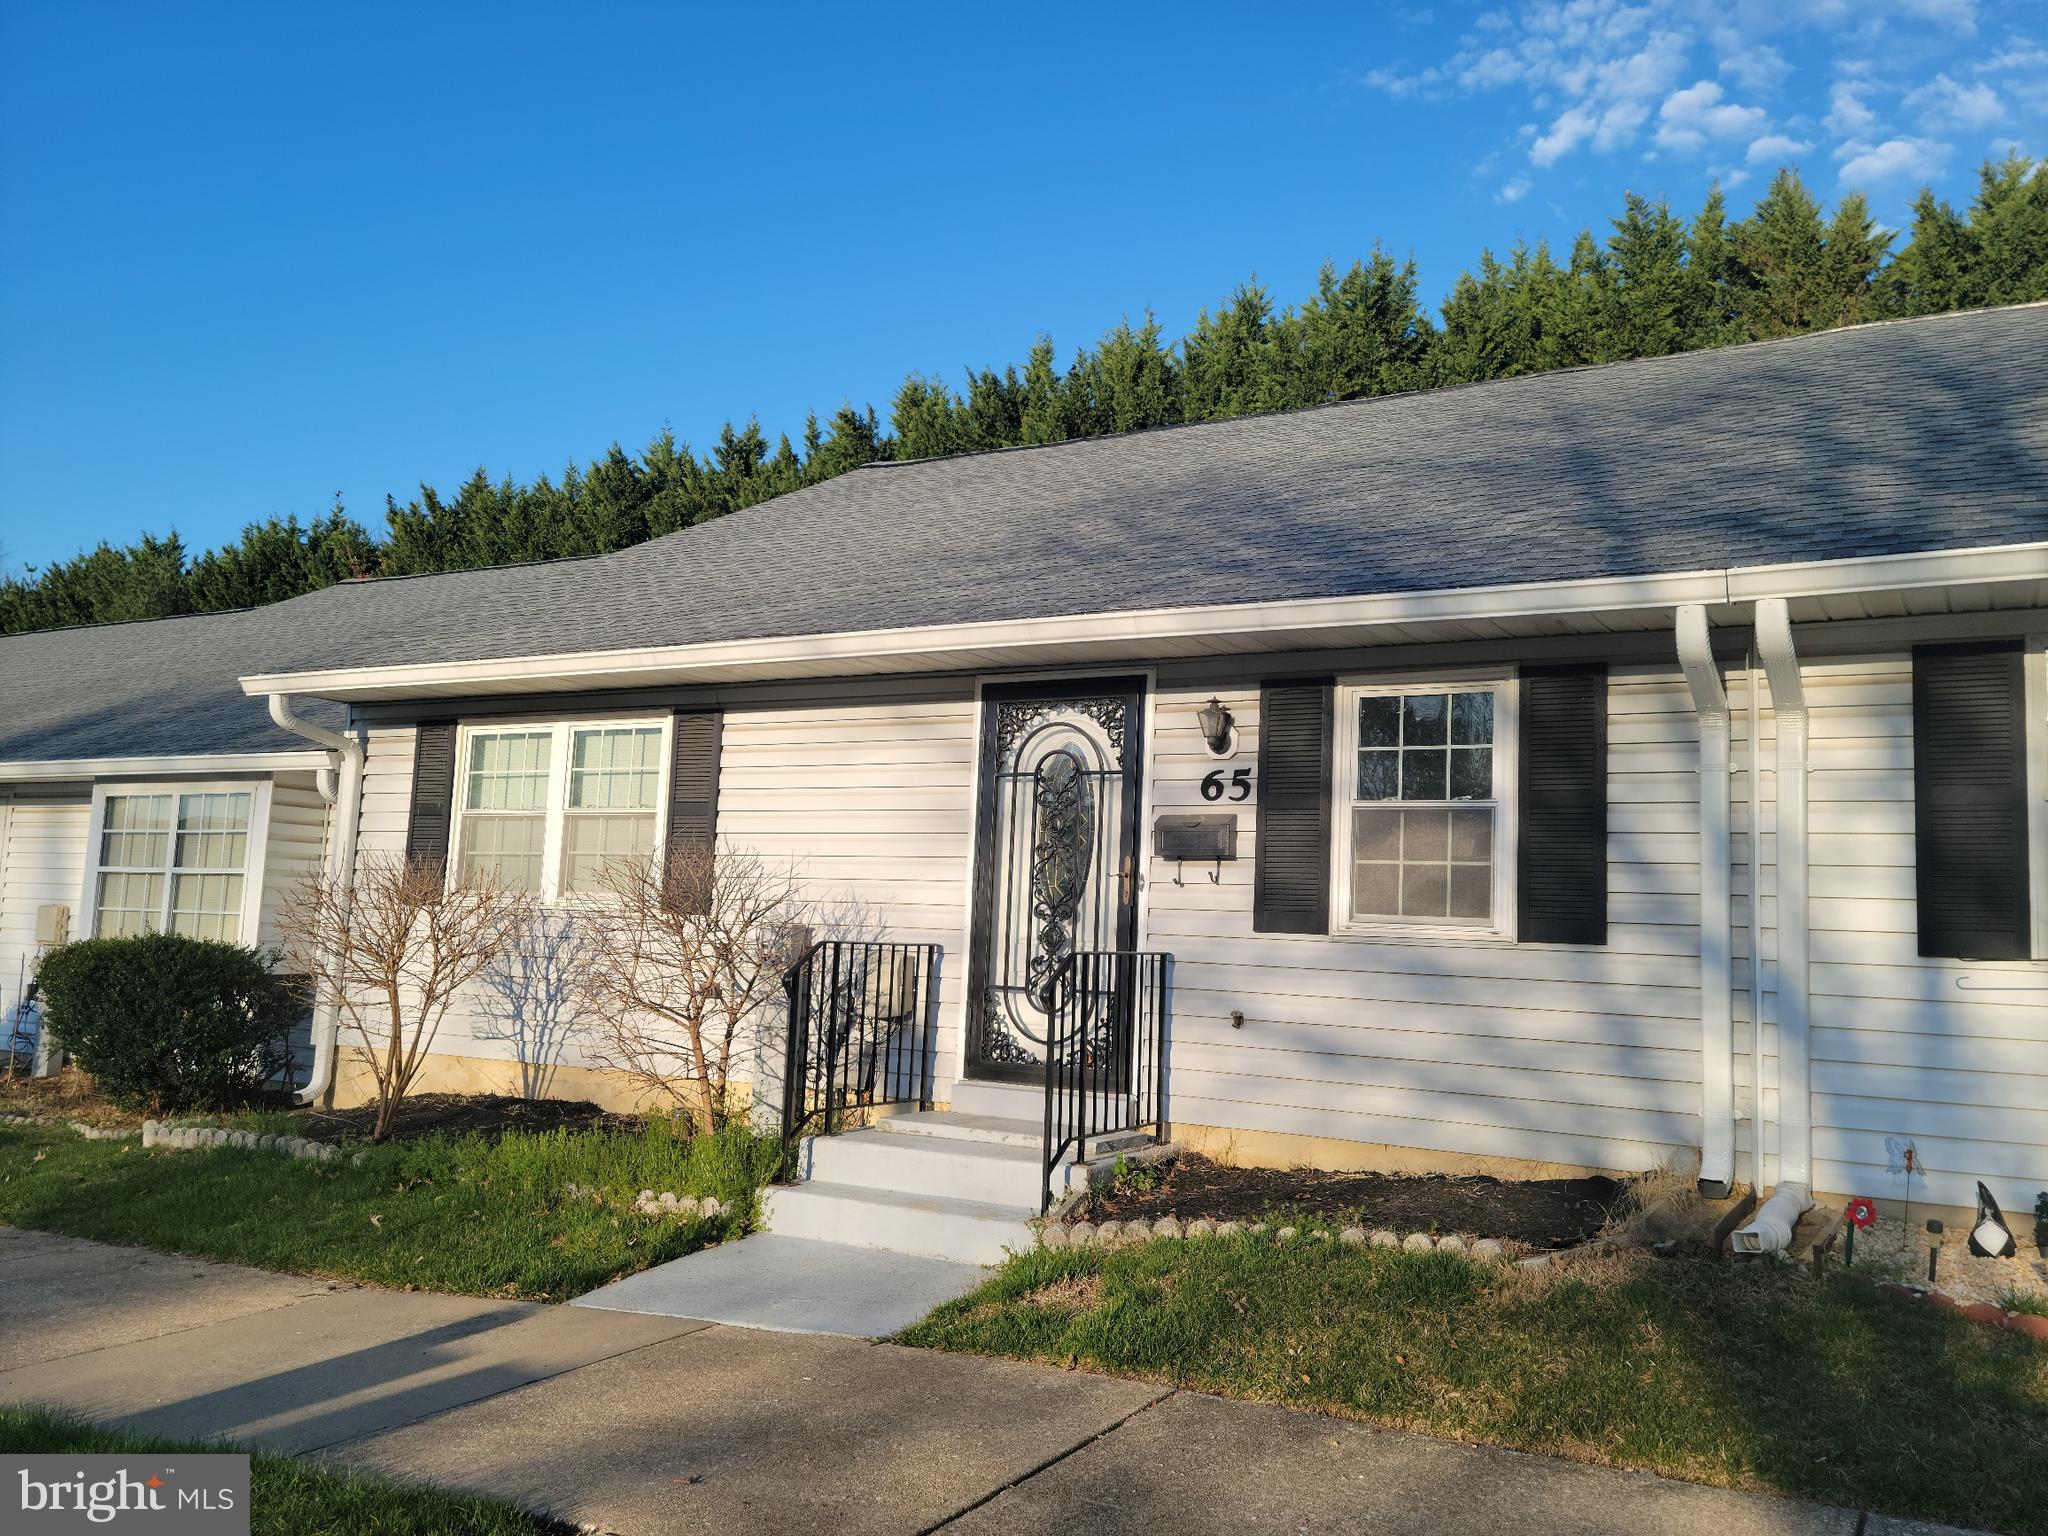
[{"left": 1, "top": 0, "right": 2041, "bottom": 575}]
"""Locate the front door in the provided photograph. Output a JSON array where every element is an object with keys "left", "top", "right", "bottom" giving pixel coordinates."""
[{"left": 965, "top": 677, "right": 1146, "bottom": 1083}]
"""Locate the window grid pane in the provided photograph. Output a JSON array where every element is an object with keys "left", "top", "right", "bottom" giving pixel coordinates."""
[
  {"left": 1357, "top": 690, "right": 1496, "bottom": 805},
  {"left": 100, "top": 794, "right": 172, "bottom": 868},
  {"left": 569, "top": 726, "right": 662, "bottom": 810},
  {"left": 562, "top": 812, "right": 657, "bottom": 892},
  {"left": 465, "top": 732, "right": 554, "bottom": 811},
  {"left": 1351, "top": 806, "right": 1495, "bottom": 924},
  {"left": 458, "top": 814, "right": 547, "bottom": 891},
  {"left": 170, "top": 872, "right": 245, "bottom": 942},
  {"left": 175, "top": 791, "right": 252, "bottom": 871},
  {"left": 95, "top": 871, "right": 166, "bottom": 938}
]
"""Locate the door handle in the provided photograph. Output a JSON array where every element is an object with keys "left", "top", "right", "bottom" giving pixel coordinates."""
[{"left": 1120, "top": 854, "right": 1137, "bottom": 906}]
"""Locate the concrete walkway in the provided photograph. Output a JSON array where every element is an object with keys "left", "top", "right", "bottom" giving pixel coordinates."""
[
  {"left": 0, "top": 1228, "right": 1984, "bottom": 1536},
  {"left": 573, "top": 1233, "right": 988, "bottom": 1336}
]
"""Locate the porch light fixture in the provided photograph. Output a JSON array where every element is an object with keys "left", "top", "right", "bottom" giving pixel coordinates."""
[{"left": 1197, "top": 697, "right": 1235, "bottom": 756}]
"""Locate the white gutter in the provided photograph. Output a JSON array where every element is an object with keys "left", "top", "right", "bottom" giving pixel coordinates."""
[
  {"left": 1675, "top": 605, "right": 1735, "bottom": 1197},
  {"left": 265, "top": 694, "right": 365, "bottom": 1107},
  {"left": 1731, "top": 598, "right": 1814, "bottom": 1254},
  {"left": 0, "top": 751, "right": 325, "bottom": 783}
]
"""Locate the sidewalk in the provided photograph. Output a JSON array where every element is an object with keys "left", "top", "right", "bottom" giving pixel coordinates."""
[{"left": 0, "top": 1228, "right": 1985, "bottom": 1536}]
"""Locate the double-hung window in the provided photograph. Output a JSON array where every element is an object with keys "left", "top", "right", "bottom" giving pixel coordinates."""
[
  {"left": 453, "top": 720, "right": 668, "bottom": 901},
  {"left": 1333, "top": 676, "right": 1517, "bottom": 938},
  {"left": 90, "top": 786, "right": 264, "bottom": 942}
]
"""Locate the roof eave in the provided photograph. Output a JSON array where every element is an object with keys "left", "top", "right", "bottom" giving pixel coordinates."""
[{"left": 239, "top": 541, "right": 2048, "bottom": 704}]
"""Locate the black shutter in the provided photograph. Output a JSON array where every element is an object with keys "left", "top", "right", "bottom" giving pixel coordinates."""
[
  {"left": 1254, "top": 680, "right": 1333, "bottom": 934},
  {"left": 1914, "top": 642, "right": 2029, "bottom": 960},
  {"left": 404, "top": 720, "right": 458, "bottom": 880},
  {"left": 1518, "top": 665, "right": 1608, "bottom": 945},
  {"left": 669, "top": 710, "right": 723, "bottom": 849}
]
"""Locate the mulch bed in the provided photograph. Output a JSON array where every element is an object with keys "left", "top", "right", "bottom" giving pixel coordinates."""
[
  {"left": 296, "top": 1093, "right": 646, "bottom": 1145},
  {"left": 1082, "top": 1153, "right": 1622, "bottom": 1249}
]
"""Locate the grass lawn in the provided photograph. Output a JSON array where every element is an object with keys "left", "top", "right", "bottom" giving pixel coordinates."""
[
  {"left": 0, "top": 1406, "right": 567, "bottom": 1535},
  {"left": 0, "top": 1118, "right": 780, "bottom": 1301},
  {"left": 900, "top": 1237, "right": 2048, "bottom": 1536}
]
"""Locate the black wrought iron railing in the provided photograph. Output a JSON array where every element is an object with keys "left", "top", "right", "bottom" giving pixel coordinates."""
[
  {"left": 781, "top": 940, "right": 942, "bottom": 1142},
  {"left": 1041, "top": 949, "right": 1170, "bottom": 1213}
]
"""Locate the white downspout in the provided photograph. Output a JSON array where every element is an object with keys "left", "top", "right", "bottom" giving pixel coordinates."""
[
  {"left": 1732, "top": 598, "right": 1814, "bottom": 1254},
  {"left": 1676, "top": 605, "right": 1735, "bottom": 1197},
  {"left": 1746, "top": 641, "right": 1767, "bottom": 1198},
  {"left": 266, "top": 693, "right": 363, "bottom": 1107}
]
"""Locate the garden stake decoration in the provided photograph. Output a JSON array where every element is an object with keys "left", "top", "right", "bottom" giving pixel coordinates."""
[
  {"left": 1926, "top": 1218, "right": 1944, "bottom": 1284},
  {"left": 1844, "top": 1197, "right": 1877, "bottom": 1268},
  {"left": 1886, "top": 1137, "right": 1921, "bottom": 1240}
]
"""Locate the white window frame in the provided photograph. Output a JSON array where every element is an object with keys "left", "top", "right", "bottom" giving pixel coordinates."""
[
  {"left": 80, "top": 779, "right": 274, "bottom": 944},
  {"left": 450, "top": 717, "right": 673, "bottom": 905},
  {"left": 1329, "top": 669, "right": 1520, "bottom": 943}
]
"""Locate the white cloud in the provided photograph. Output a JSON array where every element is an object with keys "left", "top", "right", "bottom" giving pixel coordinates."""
[
  {"left": 1747, "top": 132, "right": 1814, "bottom": 164},
  {"left": 1497, "top": 176, "right": 1534, "bottom": 203},
  {"left": 1531, "top": 104, "right": 1598, "bottom": 165},
  {"left": 1903, "top": 72, "right": 2003, "bottom": 129},
  {"left": 1894, "top": 0, "right": 1976, "bottom": 35},
  {"left": 1718, "top": 43, "right": 1791, "bottom": 92},
  {"left": 1825, "top": 80, "right": 1879, "bottom": 138},
  {"left": 1655, "top": 80, "right": 1769, "bottom": 152},
  {"left": 1836, "top": 135, "right": 1949, "bottom": 183}
]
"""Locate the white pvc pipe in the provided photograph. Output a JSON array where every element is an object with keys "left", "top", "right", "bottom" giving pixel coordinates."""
[
  {"left": 266, "top": 694, "right": 364, "bottom": 1107},
  {"left": 1733, "top": 598, "right": 1814, "bottom": 1254},
  {"left": 1746, "top": 642, "right": 1767, "bottom": 1197},
  {"left": 1676, "top": 605, "right": 1735, "bottom": 1196},
  {"left": 1754, "top": 598, "right": 1810, "bottom": 1192}
]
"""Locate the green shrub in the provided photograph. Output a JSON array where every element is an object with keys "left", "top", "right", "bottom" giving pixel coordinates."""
[{"left": 35, "top": 934, "right": 301, "bottom": 1112}]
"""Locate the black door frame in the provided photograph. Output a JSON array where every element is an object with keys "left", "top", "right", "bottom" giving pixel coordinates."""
[{"left": 964, "top": 674, "right": 1148, "bottom": 1085}]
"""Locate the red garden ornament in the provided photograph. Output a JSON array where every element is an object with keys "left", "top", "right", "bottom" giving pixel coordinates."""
[{"left": 1846, "top": 1198, "right": 1877, "bottom": 1229}]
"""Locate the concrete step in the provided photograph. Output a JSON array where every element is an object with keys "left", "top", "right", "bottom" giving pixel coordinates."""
[
  {"left": 946, "top": 1079, "right": 1043, "bottom": 1120},
  {"left": 762, "top": 1182, "right": 1035, "bottom": 1265},
  {"left": 800, "top": 1126, "right": 1045, "bottom": 1208},
  {"left": 879, "top": 1109, "right": 1151, "bottom": 1162}
]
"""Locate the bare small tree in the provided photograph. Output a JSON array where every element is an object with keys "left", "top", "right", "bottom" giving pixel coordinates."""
[
  {"left": 579, "top": 843, "right": 809, "bottom": 1131},
  {"left": 278, "top": 853, "right": 535, "bottom": 1140}
]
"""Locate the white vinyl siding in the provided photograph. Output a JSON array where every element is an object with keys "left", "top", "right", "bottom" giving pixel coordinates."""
[
  {"left": 0, "top": 786, "right": 91, "bottom": 1030},
  {"left": 1145, "top": 663, "right": 1702, "bottom": 1176},
  {"left": 1788, "top": 655, "right": 2048, "bottom": 1216},
  {"left": 353, "top": 680, "right": 978, "bottom": 1087}
]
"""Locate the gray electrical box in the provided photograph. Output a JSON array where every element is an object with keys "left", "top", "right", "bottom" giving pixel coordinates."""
[{"left": 1154, "top": 814, "right": 1238, "bottom": 861}]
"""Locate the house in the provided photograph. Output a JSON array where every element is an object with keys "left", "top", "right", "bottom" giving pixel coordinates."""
[
  {"left": 0, "top": 607, "right": 346, "bottom": 1069},
  {"left": 9, "top": 302, "right": 2048, "bottom": 1262}
]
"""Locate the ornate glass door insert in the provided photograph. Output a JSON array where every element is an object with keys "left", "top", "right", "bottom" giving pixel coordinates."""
[{"left": 967, "top": 682, "right": 1143, "bottom": 1081}]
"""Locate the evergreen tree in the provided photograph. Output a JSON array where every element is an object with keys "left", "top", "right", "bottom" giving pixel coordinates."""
[
  {"left": 9, "top": 159, "right": 2048, "bottom": 637},
  {"left": 1732, "top": 169, "right": 1832, "bottom": 337}
]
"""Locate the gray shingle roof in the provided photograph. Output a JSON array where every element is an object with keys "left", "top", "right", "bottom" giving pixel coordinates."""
[{"left": 5, "top": 303, "right": 2045, "bottom": 766}]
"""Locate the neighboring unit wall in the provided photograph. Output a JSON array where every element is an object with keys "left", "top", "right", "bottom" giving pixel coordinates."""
[
  {"left": 1797, "top": 652, "right": 2048, "bottom": 1216},
  {"left": 0, "top": 784, "right": 90, "bottom": 1027},
  {"left": 1144, "top": 662, "right": 1704, "bottom": 1178},
  {"left": 349, "top": 678, "right": 979, "bottom": 1105}
]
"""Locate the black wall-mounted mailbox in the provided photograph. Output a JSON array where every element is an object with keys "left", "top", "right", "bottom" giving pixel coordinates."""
[{"left": 1154, "top": 814, "right": 1239, "bottom": 861}]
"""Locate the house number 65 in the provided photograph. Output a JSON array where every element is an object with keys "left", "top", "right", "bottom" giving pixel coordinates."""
[{"left": 1201, "top": 768, "right": 1253, "bottom": 802}]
